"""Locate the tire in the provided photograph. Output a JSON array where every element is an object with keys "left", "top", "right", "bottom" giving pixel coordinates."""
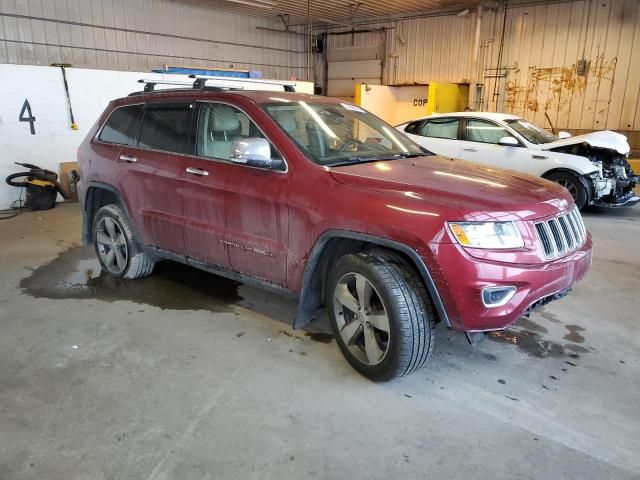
[
  {"left": 92, "top": 204, "right": 154, "bottom": 279},
  {"left": 327, "top": 251, "right": 436, "bottom": 382},
  {"left": 546, "top": 171, "right": 590, "bottom": 210}
]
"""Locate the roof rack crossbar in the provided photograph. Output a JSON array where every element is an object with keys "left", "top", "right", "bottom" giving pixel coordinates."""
[
  {"left": 188, "top": 74, "right": 296, "bottom": 92},
  {"left": 137, "top": 79, "right": 194, "bottom": 92}
]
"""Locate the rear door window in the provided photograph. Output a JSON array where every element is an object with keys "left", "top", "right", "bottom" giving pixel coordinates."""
[
  {"left": 138, "top": 104, "right": 194, "bottom": 154},
  {"left": 98, "top": 105, "right": 143, "bottom": 145},
  {"left": 465, "top": 119, "right": 515, "bottom": 144},
  {"left": 419, "top": 118, "right": 460, "bottom": 139}
]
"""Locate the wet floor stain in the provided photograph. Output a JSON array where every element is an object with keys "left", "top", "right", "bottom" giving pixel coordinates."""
[
  {"left": 304, "top": 331, "right": 334, "bottom": 343},
  {"left": 20, "top": 246, "right": 243, "bottom": 312},
  {"left": 517, "top": 317, "right": 548, "bottom": 334},
  {"left": 487, "top": 312, "right": 590, "bottom": 362},
  {"left": 487, "top": 329, "right": 566, "bottom": 358},
  {"left": 566, "top": 345, "right": 588, "bottom": 354},
  {"left": 538, "top": 311, "right": 562, "bottom": 324},
  {"left": 563, "top": 324, "right": 586, "bottom": 344}
]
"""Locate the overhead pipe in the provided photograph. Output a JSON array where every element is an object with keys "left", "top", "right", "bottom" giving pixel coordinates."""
[{"left": 469, "top": 4, "right": 482, "bottom": 110}]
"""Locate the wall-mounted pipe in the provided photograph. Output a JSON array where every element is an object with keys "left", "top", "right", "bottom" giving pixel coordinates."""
[{"left": 469, "top": 4, "right": 483, "bottom": 110}]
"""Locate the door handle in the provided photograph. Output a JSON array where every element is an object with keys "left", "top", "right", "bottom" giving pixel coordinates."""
[
  {"left": 119, "top": 154, "right": 137, "bottom": 163},
  {"left": 462, "top": 147, "right": 477, "bottom": 152},
  {"left": 532, "top": 154, "right": 548, "bottom": 160},
  {"left": 186, "top": 167, "right": 209, "bottom": 176}
]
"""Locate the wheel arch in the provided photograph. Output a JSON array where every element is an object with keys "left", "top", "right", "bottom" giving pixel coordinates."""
[
  {"left": 541, "top": 168, "right": 593, "bottom": 208},
  {"left": 82, "top": 182, "right": 136, "bottom": 244},
  {"left": 541, "top": 167, "right": 588, "bottom": 179},
  {"left": 293, "top": 230, "right": 451, "bottom": 329}
]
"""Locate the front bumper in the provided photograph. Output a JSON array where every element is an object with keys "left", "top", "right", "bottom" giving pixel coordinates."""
[
  {"left": 428, "top": 235, "right": 593, "bottom": 332},
  {"left": 592, "top": 192, "right": 640, "bottom": 208}
]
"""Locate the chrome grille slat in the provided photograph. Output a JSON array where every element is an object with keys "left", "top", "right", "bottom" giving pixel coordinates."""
[
  {"left": 548, "top": 219, "right": 565, "bottom": 253},
  {"left": 558, "top": 216, "right": 574, "bottom": 249},
  {"left": 566, "top": 213, "right": 581, "bottom": 243},
  {"left": 534, "top": 207, "right": 586, "bottom": 259},
  {"left": 535, "top": 223, "right": 553, "bottom": 256}
]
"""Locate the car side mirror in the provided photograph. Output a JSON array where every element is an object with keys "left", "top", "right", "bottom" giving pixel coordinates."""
[
  {"left": 230, "top": 137, "right": 283, "bottom": 170},
  {"left": 558, "top": 131, "right": 572, "bottom": 139},
  {"left": 498, "top": 136, "right": 519, "bottom": 147}
]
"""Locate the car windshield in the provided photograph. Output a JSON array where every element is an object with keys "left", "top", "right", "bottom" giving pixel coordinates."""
[
  {"left": 504, "top": 118, "right": 559, "bottom": 144},
  {"left": 263, "top": 100, "right": 425, "bottom": 166}
]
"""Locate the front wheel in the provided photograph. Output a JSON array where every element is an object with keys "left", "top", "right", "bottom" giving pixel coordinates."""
[
  {"left": 327, "top": 251, "right": 435, "bottom": 381},
  {"left": 546, "top": 171, "right": 590, "bottom": 210}
]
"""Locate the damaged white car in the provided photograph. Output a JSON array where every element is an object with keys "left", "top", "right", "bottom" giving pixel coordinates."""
[{"left": 396, "top": 112, "right": 639, "bottom": 209}]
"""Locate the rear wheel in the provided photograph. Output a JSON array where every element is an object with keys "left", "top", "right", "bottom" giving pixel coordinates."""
[
  {"left": 546, "top": 171, "right": 590, "bottom": 210},
  {"left": 93, "top": 204, "right": 154, "bottom": 279},
  {"left": 327, "top": 251, "right": 435, "bottom": 381}
]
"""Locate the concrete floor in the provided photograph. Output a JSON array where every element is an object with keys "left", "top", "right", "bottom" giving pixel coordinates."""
[{"left": 0, "top": 203, "right": 638, "bottom": 480}]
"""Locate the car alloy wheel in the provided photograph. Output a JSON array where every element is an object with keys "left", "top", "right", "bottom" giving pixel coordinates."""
[
  {"left": 554, "top": 178, "right": 579, "bottom": 200},
  {"left": 333, "top": 272, "right": 390, "bottom": 366},
  {"left": 95, "top": 216, "right": 129, "bottom": 274}
]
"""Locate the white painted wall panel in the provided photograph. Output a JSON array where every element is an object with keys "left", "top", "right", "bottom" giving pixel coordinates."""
[{"left": 328, "top": 60, "right": 382, "bottom": 80}]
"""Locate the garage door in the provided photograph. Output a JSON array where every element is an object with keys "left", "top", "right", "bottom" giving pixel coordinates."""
[{"left": 327, "top": 45, "right": 383, "bottom": 102}]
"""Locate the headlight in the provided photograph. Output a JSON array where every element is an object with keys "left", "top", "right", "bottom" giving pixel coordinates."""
[{"left": 448, "top": 221, "right": 524, "bottom": 249}]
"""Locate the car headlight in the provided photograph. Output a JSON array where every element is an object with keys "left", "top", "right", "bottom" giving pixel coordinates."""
[{"left": 448, "top": 221, "right": 524, "bottom": 249}]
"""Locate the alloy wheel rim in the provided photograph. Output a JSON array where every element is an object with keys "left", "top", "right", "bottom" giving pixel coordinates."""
[
  {"left": 555, "top": 179, "right": 578, "bottom": 200},
  {"left": 333, "top": 272, "right": 390, "bottom": 366},
  {"left": 96, "top": 217, "right": 128, "bottom": 274}
]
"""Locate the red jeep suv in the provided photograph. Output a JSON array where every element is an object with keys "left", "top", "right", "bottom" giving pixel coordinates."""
[{"left": 77, "top": 82, "right": 593, "bottom": 381}]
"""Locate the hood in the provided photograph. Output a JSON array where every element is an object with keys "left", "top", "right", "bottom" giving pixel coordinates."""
[
  {"left": 330, "top": 156, "right": 573, "bottom": 221},
  {"left": 541, "top": 130, "right": 630, "bottom": 155}
]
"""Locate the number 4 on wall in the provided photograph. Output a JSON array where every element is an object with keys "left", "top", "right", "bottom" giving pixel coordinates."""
[{"left": 19, "top": 99, "right": 36, "bottom": 135}]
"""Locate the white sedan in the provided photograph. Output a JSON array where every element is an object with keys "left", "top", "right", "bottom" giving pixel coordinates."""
[{"left": 396, "top": 112, "right": 639, "bottom": 209}]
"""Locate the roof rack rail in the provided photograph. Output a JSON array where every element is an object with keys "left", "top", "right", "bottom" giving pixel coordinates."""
[{"left": 188, "top": 74, "right": 297, "bottom": 92}]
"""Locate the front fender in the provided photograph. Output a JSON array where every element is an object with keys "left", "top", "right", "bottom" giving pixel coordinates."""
[
  {"left": 540, "top": 152, "right": 600, "bottom": 176},
  {"left": 293, "top": 229, "right": 451, "bottom": 329}
]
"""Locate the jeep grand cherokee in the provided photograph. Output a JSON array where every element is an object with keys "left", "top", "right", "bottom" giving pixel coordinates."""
[{"left": 77, "top": 84, "right": 593, "bottom": 381}]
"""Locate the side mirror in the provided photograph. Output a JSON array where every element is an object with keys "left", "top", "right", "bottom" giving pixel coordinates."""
[
  {"left": 498, "top": 136, "right": 519, "bottom": 147},
  {"left": 230, "top": 138, "right": 283, "bottom": 170},
  {"left": 558, "top": 131, "right": 572, "bottom": 139}
]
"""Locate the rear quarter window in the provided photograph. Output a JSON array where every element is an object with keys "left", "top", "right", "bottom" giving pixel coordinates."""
[{"left": 98, "top": 105, "right": 143, "bottom": 145}]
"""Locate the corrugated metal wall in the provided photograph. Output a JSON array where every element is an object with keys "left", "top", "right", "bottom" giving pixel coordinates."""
[
  {"left": 0, "top": 0, "right": 309, "bottom": 80},
  {"left": 375, "top": 0, "right": 639, "bottom": 141},
  {"left": 480, "top": 0, "right": 640, "bottom": 137},
  {"left": 389, "top": 13, "right": 476, "bottom": 85}
]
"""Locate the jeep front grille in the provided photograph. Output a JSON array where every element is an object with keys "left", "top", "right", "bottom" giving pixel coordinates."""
[{"left": 534, "top": 207, "right": 586, "bottom": 258}]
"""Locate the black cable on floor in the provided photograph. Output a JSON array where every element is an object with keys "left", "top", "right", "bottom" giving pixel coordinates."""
[{"left": 0, "top": 187, "right": 25, "bottom": 220}]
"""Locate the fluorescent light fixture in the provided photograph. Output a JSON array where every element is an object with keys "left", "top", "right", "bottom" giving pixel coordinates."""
[{"left": 224, "top": 0, "right": 274, "bottom": 8}]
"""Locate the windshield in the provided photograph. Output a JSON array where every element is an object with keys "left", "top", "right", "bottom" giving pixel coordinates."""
[
  {"left": 263, "top": 100, "right": 425, "bottom": 166},
  {"left": 504, "top": 118, "right": 559, "bottom": 144}
]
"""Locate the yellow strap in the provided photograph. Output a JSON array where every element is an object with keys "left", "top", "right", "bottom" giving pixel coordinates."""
[{"left": 27, "top": 179, "right": 56, "bottom": 187}]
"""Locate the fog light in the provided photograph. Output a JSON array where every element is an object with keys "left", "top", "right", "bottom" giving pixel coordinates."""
[{"left": 482, "top": 286, "right": 517, "bottom": 308}]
